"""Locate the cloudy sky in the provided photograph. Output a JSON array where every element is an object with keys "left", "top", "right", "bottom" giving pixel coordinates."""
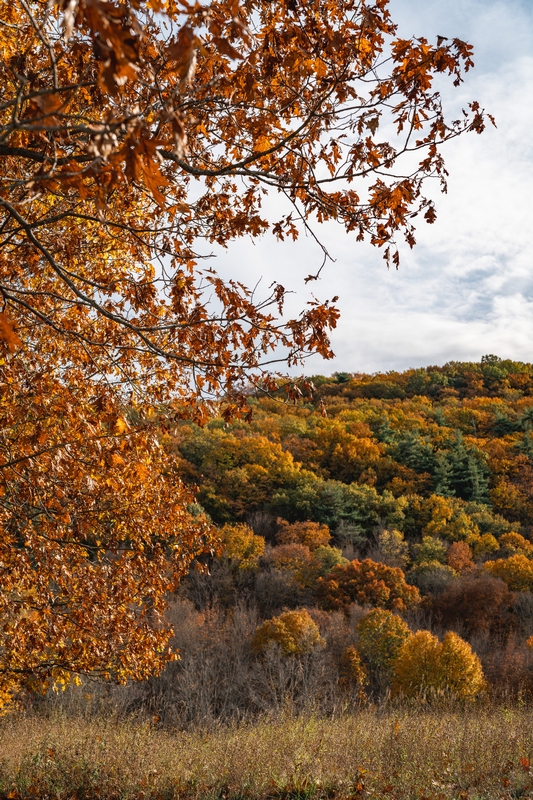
[{"left": 213, "top": 0, "right": 533, "bottom": 376}]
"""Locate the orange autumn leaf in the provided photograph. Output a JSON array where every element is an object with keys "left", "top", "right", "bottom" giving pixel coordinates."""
[{"left": 0, "top": 313, "right": 22, "bottom": 352}]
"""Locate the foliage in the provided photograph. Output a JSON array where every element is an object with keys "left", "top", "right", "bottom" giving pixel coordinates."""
[
  {"left": 468, "top": 533, "right": 500, "bottom": 559},
  {"left": 312, "top": 546, "right": 349, "bottom": 577},
  {"left": 499, "top": 533, "right": 533, "bottom": 558},
  {"left": 413, "top": 536, "right": 447, "bottom": 566},
  {"left": 406, "top": 562, "right": 458, "bottom": 597},
  {"left": 446, "top": 542, "right": 475, "bottom": 574},
  {"left": 392, "top": 630, "right": 486, "bottom": 700},
  {"left": 220, "top": 524, "right": 265, "bottom": 570},
  {"left": 375, "top": 529, "right": 410, "bottom": 568},
  {"left": 484, "top": 555, "right": 533, "bottom": 592},
  {"left": 357, "top": 609, "right": 411, "bottom": 673},
  {"left": 0, "top": 376, "right": 213, "bottom": 704},
  {"left": 269, "top": 541, "right": 348, "bottom": 584},
  {"left": 251, "top": 610, "right": 323, "bottom": 656},
  {"left": 422, "top": 496, "right": 480, "bottom": 543},
  {"left": 339, "top": 646, "right": 368, "bottom": 699},
  {"left": 266, "top": 544, "right": 316, "bottom": 588},
  {"left": 172, "top": 357, "right": 533, "bottom": 705},
  {"left": 432, "top": 573, "right": 516, "bottom": 636},
  {"left": 317, "top": 559, "right": 420, "bottom": 612},
  {"left": 0, "top": 0, "right": 491, "bottom": 700},
  {"left": 276, "top": 521, "right": 331, "bottom": 550}
]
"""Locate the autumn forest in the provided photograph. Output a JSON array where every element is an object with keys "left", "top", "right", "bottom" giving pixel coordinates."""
[
  {"left": 2, "top": 0, "right": 532, "bottom": 795},
  {"left": 154, "top": 357, "right": 533, "bottom": 714}
]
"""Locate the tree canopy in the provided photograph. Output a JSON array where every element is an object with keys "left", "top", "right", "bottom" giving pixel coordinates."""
[{"left": 0, "top": 0, "right": 491, "bottom": 394}]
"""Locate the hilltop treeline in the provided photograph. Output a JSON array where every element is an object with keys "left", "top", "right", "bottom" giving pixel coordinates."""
[{"left": 175, "top": 354, "right": 533, "bottom": 531}]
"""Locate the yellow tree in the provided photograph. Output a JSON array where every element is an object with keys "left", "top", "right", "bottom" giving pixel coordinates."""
[
  {"left": 220, "top": 523, "right": 265, "bottom": 569},
  {"left": 484, "top": 555, "right": 533, "bottom": 592},
  {"left": 392, "top": 630, "right": 485, "bottom": 700},
  {"left": 251, "top": 609, "right": 323, "bottom": 656}
]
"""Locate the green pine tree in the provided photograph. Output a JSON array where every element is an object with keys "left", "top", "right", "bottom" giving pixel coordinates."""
[{"left": 433, "top": 453, "right": 455, "bottom": 497}]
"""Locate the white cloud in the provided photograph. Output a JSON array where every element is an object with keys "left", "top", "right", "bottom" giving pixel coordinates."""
[{"left": 208, "top": 0, "right": 533, "bottom": 375}]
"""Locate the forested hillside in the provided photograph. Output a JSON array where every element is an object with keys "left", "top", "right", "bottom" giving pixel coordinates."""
[
  {"left": 175, "top": 355, "right": 533, "bottom": 532},
  {"left": 127, "top": 355, "right": 533, "bottom": 721}
]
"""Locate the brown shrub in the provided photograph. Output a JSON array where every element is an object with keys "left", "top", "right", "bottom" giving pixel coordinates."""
[
  {"left": 481, "top": 635, "right": 533, "bottom": 697},
  {"left": 432, "top": 572, "right": 516, "bottom": 637}
]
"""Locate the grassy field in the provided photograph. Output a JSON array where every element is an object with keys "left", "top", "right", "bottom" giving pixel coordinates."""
[{"left": 1, "top": 707, "right": 533, "bottom": 800}]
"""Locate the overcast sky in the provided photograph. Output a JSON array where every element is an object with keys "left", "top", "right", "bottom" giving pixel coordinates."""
[{"left": 212, "top": 0, "right": 533, "bottom": 376}]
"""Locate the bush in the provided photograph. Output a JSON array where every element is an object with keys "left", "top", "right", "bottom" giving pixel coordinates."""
[
  {"left": 406, "top": 561, "right": 458, "bottom": 597},
  {"left": 253, "top": 569, "right": 303, "bottom": 617},
  {"left": 514, "top": 592, "right": 533, "bottom": 637},
  {"left": 392, "top": 630, "right": 486, "bottom": 700},
  {"left": 339, "top": 645, "right": 368, "bottom": 699},
  {"left": 357, "top": 609, "right": 411, "bottom": 673},
  {"left": 251, "top": 609, "right": 324, "bottom": 656},
  {"left": 317, "top": 559, "right": 420, "bottom": 612}
]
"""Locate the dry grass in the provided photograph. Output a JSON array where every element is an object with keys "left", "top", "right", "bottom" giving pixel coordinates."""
[{"left": 1, "top": 707, "right": 533, "bottom": 799}]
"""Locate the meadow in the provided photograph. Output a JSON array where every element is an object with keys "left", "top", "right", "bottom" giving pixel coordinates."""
[{"left": 2, "top": 707, "right": 533, "bottom": 800}]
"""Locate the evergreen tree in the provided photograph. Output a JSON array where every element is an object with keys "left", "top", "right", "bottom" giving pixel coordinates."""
[
  {"left": 492, "top": 410, "right": 519, "bottom": 437},
  {"left": 392, "top": 431, "right": 436, "bottom": 474},
  {"left": 433, "top": 408, "right": 447, "bottom": 427},
  {"left": 373, "top": 417, "right": 395, "bottom": 444},
  {"left": 433, "top": 454, "right": 455, "bottom": 497},
  {"left": 519, "top": 431, "right": 533, "bottom": 463},
  {"left": 519, "top": 407, "right": 533, "bottom": 431},
  {"left": 446, "top": 432, "right": 490, "bottom": 503}
]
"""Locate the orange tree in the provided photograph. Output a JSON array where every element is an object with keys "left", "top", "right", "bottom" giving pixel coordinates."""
[
  {"left": 317, "top": 559, "right": 420, "bottom": 612},
  {"left": 0, "top": 367, "right": 213, "bottom": 702},
  {"left": 0, "top": 0, "right": 488, "bottom": 701}
]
